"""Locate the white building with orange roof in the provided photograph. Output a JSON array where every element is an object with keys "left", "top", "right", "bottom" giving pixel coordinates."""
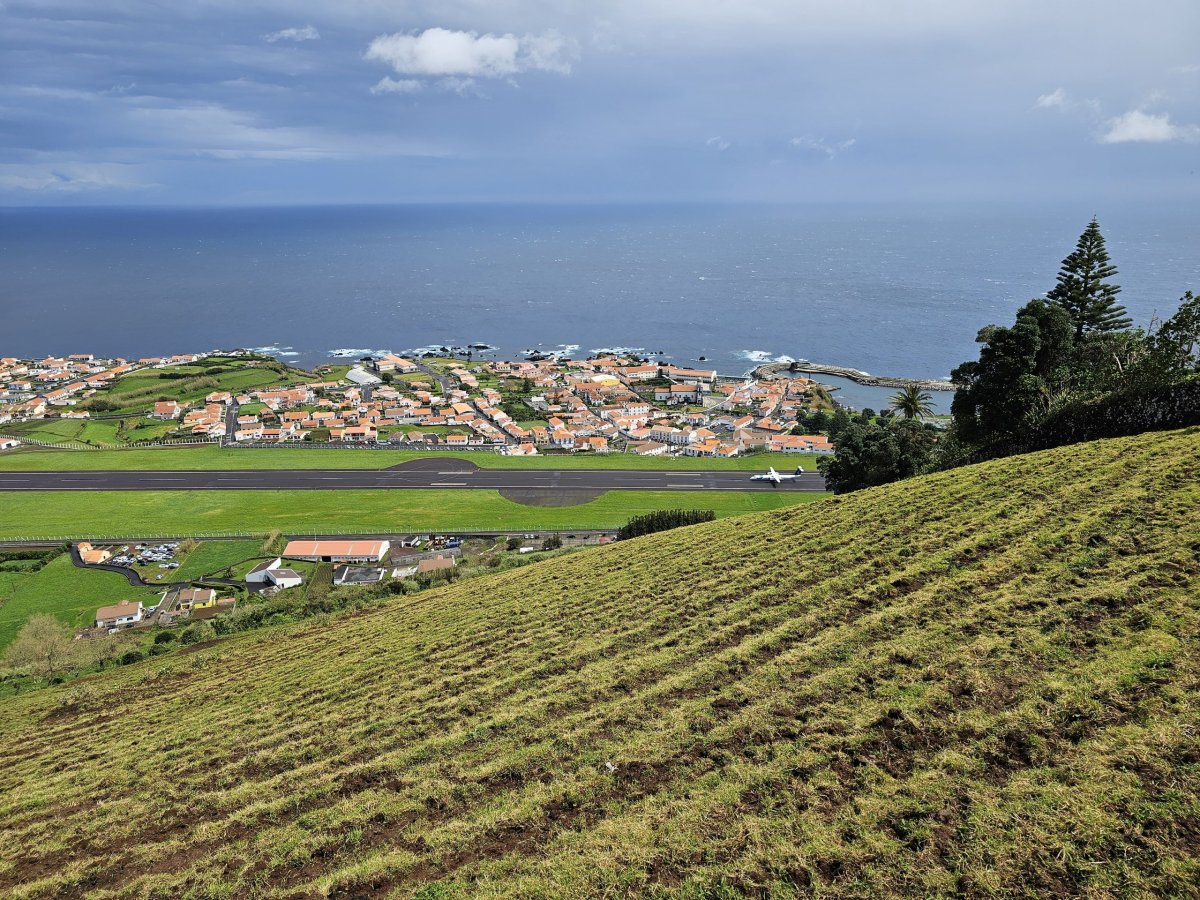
[
  {"left": 369, "top": 354, "right": 417, "bottom": 373},
  {"left": 768, "top": 434, "right": 833, "bottom": 454},
  {"left": 283, "top": 539, "right": 391, "bottom": 563}
]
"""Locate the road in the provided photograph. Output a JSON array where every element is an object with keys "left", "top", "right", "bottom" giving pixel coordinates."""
[{"left": 0, "top": 463, "right": 826, "bottom": 494}]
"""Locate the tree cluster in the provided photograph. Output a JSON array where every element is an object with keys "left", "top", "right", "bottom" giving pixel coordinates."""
[
  {"left": 951, "top": 220, "right": 1198, "bottom": 454},
  {"left": 2, "top": 614, "right": 139, "bottom": 684},
  {"left": 616, "top": 509, "right": 716, "bottom": 541},
  {"left": 819, "top": 217, "right": 1198, "bottom": 493},
  {"left": 818, "top": 420, "right": 941, "bottom": 494}
]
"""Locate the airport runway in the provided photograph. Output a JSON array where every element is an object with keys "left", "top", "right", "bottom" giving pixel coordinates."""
[{"left": 0, "top": 466, "right": 827, "bottom": 493}]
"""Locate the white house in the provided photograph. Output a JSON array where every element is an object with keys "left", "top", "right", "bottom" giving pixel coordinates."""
[
  {"left": 0, "top": 438, "right": 19, "bottom": 451},
  {"left": 266, "top": 568, "right": 304, "bottom": 590},
  {"left": 96, "top": 600, "right": 143, "bottom": 629},
  {"left": 245, "top": 557, "right": 282, "bottom": 583}
]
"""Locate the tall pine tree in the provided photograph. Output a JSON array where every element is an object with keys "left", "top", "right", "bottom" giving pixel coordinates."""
[{"left": 1047, "top": 217, "right": 1132, "bottom": 337}]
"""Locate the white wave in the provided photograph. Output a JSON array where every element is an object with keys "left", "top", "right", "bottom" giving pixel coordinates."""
[
  {"left": 591, "top": 346, "right": 651, "bottom": 357},
  {"left": 738, "top": 349, "right": 775, "bottom": 362},
  {"left": 328, "top": 348, "right": 391, "bottom": 358}
]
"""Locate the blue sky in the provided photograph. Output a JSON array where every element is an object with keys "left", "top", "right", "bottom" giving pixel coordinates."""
[{"left": 2, "top": 0, "right": 1198, "bottom": 205}]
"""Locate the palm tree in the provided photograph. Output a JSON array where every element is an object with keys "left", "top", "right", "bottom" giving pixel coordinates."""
[{"left": 889, "top": 384, "right": 933, "bottom": 420}]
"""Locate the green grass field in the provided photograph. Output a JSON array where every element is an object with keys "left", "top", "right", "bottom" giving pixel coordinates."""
[
  {"left": 0, "top": 427, "right": 1195, "bottom": 896},
  {"left": 0, "top": 444, "right": 818, "bottom": 472},
  {"left": 2, "top": 416, "right": 180, "bottom": 447},
  {"left": 170, "top": 540, "right": 264, "bottom": 582},
  {"left": 0, "top": 555, "right": 156, "bottom": 649},
  {"left": 79, "top": 357, "right": 313, "bottom": 418},
  {"left": 0, "top": 489, "right": 824, "bottom": 540}
]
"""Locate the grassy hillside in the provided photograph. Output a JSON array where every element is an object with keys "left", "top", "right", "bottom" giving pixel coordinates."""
[
  {"left": 0, "top": 427, "right": 1197, "bottom": 897},
  {"left": 0, "top": 555, "right": 156, "bottom": 650}
]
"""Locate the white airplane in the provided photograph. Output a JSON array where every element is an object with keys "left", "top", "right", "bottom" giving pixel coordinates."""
[{"left": 751, "top": 465, "right": 805, "bottom": 485}]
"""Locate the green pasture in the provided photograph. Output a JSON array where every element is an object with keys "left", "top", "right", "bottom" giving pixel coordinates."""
[
  {"left": 0, "top": 489, "right": 825, "bottom": 540},
  {"left": 0, "top": 555, "right": 156, "bottom": 650},
  {"left": 0, "top": 444, "right": 819, "bottom": 472}
]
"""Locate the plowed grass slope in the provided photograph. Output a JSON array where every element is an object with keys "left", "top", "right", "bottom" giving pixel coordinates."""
[{"left": 0, "top": 427, "right": 1197, "bottom": 898}]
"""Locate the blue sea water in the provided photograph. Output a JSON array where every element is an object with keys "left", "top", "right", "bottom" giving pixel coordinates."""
[{"left": 3, "top": 203, "right": 1197, "bottom": 412}]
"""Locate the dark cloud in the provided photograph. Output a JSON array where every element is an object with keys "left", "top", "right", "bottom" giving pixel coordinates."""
[{"left": 1, "top": 0, "right": 1197, "bottom": 203}]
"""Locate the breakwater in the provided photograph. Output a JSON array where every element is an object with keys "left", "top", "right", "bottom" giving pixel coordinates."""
[{"left": 753, "top": 360, "right": 955, "bottom": 391}]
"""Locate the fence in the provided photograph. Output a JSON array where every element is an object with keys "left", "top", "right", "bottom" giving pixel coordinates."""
[
  {"left": 223, "top": 439, "right": 507, "bottom": 452},
  {"left": 0, "top": 526, "right": 615, "bottom": 545},
  {"left": 0, "top": 433, "right": 219, "bottom": 451}
]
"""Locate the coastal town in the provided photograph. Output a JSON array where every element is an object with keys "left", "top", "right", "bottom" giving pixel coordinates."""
[
  {"left": 0, "top": 349, "right": 838, "bottom": 457},
  {"left": 0, "top": 347, "right": 844, "bottom": 651}
]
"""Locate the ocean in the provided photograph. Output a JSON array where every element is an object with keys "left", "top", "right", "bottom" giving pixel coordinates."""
[{"left": 3, "top": 202, "right": 1197, "bottom": 413}]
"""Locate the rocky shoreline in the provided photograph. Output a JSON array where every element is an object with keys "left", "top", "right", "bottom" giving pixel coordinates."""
[{"left": 753, "top": 360, "right": 955, "bottom": 391}]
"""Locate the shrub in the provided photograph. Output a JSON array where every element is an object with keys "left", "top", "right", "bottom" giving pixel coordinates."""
[
  {"left": 180, "top": 623, "right": 214, "bottom": 646},
  {"left": 616, "top": 510, "right": 716, "bottom": 541}
]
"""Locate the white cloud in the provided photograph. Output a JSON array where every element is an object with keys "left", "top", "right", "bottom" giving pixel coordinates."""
[
  {"left": 370, "top": 77, "right": 423, "bottom": 95},
  {"left": 789, "top": 136, "right": 856, "bottom": 158},
  {"left": 1098, "top": 109, "right": 1200, "bottom": 144},
  {"left": 706, "top": 136, "right": 730, "bottom": 151},
  {"left": 364, "top": 27, "right": 576, "bottom": 79},
  {"left": 127, "top": 102, "right": 342, "bottom": 159},
  {"left": 265, "top": 25, "right": 320, "bottom": 43},
  {"left": 0, "top": 163, "right": 155, "bottom": 193},
  {"left": 117, "top": 99, "right": 455, "bottom": 160},
  {"left": 437, "top": 77, "right": 480, "bottom": 95},
  {"left": 1035, "top": 87, "right": 1068, "bottom": 108},
  {"left": 1033, "top": 87, "right": 1102, "bottom": 117},
  {"left": 1173, "top": 63, "right": 1200, "bottom": 74}
]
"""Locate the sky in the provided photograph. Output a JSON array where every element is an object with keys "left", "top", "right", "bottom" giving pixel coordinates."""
[{"left": 1, "top": 0, "right": 1198, "bottom": 205}]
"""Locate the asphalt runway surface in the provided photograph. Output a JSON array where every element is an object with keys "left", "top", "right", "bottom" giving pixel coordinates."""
[{"left": 0, "top": 460, "right": 826, "bottom": 494}]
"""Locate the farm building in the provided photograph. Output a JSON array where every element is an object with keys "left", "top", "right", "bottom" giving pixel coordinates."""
[
  {"left": 283, "top": 540, "right": 391, "bottom": 563},
  {"left": 416, "top": 555, "right": 457, "bottom": 574},
  {"left": 333, "top": 566, "right": 386, "bottom": 586},
  {"left": 245, "top": 558, "right": 282, "bottom": 584},
  {"left": 266, "top": 568, "right": 304, "bottom": 589}
]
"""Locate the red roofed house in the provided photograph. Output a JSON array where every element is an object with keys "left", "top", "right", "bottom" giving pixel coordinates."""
[
  {"left": 77, "top": 542, "right": 112, "bottom": 565},
  {"left": 370, "top": 354, "right": 418, "bottom": 374},
  {"left": 768, "top": 434, "right": 833, "bottom": 454}
]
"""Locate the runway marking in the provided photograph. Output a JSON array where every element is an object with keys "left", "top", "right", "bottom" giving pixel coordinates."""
[{"left": 431, "top": 482, "right": 467, "bottom": 487}]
